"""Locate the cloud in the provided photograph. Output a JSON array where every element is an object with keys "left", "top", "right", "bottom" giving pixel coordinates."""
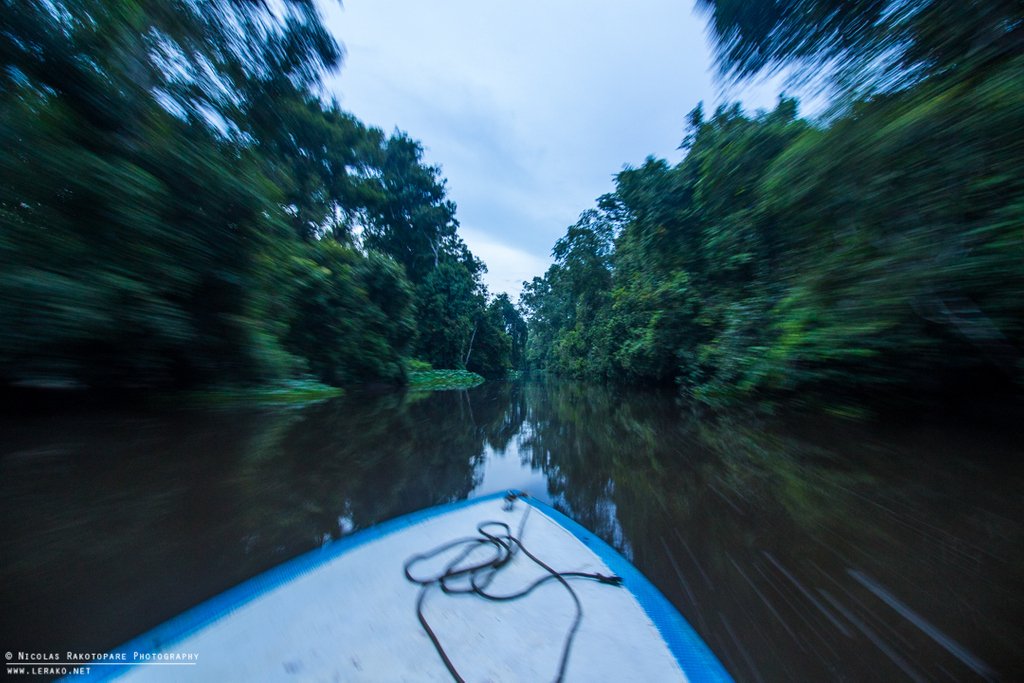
[
  {"left": 319, "top": 0, "right": 820, "bottom": 291},
  {"left": 459, "top": 228, "right": 549, "bottom": 300}
]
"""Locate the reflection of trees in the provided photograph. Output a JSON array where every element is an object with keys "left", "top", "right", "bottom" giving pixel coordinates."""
[
  {"left": 213, "top": 386, "right": 528, "bottom": 563},
  {"left": 0, "top": 384, "right": 527, "bottom": 657},
  {"left": 475, "top": 381, "right": 527, "bottom": 454},
  {"left": 4, "top": 383, "right": 1020, "bottom": 679},
  {"left": 247, "top": 384, "right": 530, "bottom": 562},
  {"left": 0, "top": 408, "right": 299, "bottom": 656},
  {"left": 519, "top": 381, "right": 1024, "bottom": 682}
]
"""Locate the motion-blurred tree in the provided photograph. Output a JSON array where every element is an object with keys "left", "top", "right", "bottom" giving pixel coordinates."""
[
  {"left": 524, "top": 57, "right": 1023, "bottom": 410},
  {"left": 696, "top": 0, "right": 1023, "bottom": 96},
  {"left": 0, "top": 0, "right": 515, "bottom": 390}
]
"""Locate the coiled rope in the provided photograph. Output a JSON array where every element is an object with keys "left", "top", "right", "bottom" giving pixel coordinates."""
[{"left": 403, "top": 492, "right": 624, "bottom": 682}]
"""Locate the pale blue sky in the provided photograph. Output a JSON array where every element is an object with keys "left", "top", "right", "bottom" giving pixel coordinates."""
[{"left": 321, "top": 1, "right": 794, "bottom": 298}]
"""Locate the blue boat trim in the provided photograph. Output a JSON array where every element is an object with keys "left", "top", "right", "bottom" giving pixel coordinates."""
[
  {"left": 517, "top": 492, "right": 734, "bottom": 683},
  {"left": 70, "top": 489, "right": 731, "bottom": 682},
  {"left": 71, "top": 491, "right": 510, "bottom": 682}
]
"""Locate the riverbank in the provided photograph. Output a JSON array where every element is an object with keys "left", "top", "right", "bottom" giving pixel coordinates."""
[
  {"left": 0, "top": 369, "right": 497, "bottom": 414},
  {"left": 0, "top": 378, "right": 344, "bottom": 413}
]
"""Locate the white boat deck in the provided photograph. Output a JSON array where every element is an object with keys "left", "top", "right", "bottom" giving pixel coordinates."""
[{"left": 113, "top": 495, "right": 699, "bottom": 681}]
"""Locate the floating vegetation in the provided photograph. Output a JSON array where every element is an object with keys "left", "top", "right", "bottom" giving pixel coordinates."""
[{"left": 407, "top": 370, "right": 485, "bottom": 391}]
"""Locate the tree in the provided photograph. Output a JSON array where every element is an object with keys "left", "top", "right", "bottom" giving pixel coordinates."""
[
  {"left": 523, "top": 84, "right": 1023, "bottom": 410},
  {"left": 491, "top": 294, "right": 528, "bottom": 370},
  {"left": 696, "top": 0, "right": 1023, "bottom": 96},
  {"left": 361, "top": 133, "right": 459, "bottom": 283},
  {"left": 0, "top": 0, "right": 518, "bottom": 391}
]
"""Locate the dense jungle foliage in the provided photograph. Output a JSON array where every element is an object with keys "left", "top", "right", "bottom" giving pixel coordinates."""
[
  {"left": 523, "top": 0, "right": 1023, "bottom": 410},
  {"left": 0, "top": 0, "right": 523, "bottom": 392}
]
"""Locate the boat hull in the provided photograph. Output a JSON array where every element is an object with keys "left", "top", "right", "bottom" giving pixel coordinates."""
[{"left": 67, "top": 491, "right": 732, "bottom": 682}]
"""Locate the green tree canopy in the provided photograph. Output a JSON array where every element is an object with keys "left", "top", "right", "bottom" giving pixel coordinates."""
[
  {"left": 697, "top": 0, "right": 1023, "bottom": 94},
  {"left": 0, "top": 0, "right": 516, "bottom": 390}
]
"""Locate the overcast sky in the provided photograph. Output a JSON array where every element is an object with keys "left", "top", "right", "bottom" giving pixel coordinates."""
[{"left": 320, "top": 0, "right": 792, "bottom": 299}]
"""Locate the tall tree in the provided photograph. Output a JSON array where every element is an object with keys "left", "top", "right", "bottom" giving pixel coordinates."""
[
  {"left": 696, "top": 0, "right": 1023, "bottom": 95},
  {"left": 0, "top": 0, "right": 514, "bottom": 390},
  {"left": 491, "top": 294, "right": 528, "bottom": 371},
  {"left": 361, "top": 133, "right": 459, "bottom": 283}
]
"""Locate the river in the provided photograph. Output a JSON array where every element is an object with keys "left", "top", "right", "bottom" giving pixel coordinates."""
[{"left": 1, "top": 380, "right": 1021, "bottom": 681}]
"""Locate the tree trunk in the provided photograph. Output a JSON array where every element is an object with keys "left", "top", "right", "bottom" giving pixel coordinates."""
[{"left": 462, "top": 322, "right": 477, "bottom": 368}]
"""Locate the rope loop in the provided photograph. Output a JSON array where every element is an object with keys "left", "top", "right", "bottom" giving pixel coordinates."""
[{"left": 402, "top": 496, "right": 624, "bottom": 683}]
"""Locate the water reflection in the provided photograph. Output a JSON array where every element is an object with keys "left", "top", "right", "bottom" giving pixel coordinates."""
[
  {"left": 520, "top": 381, "right": 1023, "bottom": 681},
  {"left": 1, "top": 381, "right": 1021, "bottom": 681},
  {"left": 0, "top": 389, "right": 497, "bottom": 658}
]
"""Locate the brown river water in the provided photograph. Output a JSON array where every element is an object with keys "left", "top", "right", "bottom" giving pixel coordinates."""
[{"left": 1, "top": 380, "right": 1021, "bottom": 681}]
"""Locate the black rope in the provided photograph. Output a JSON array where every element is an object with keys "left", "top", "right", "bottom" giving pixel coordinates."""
[{"left": 403, "top": 494, "right": 624, "bottom": 682}]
